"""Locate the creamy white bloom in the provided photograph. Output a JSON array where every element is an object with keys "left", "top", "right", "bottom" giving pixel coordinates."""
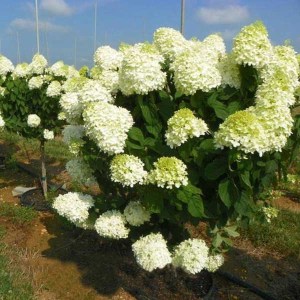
[
  {"left": 205, "top": 254, "right": 224, "bottom": 272},
  {"left": 90, "top": 67, "right": 119, "bottom": 94},
  {"left": 172, "top": 46, "right": 222, "bottom": 95},
  {"left": 83, "top": 101, "right": 134, "bottom": 155},
  {"left": 43, "top": 129, "right": 54, "bottom": 140},
  {"left": 95, "top": 210, "right": 129, "bottom": 239},
  {"left": 53, "top": 192, "right": 94, "bottom": 226},
  {"left": 118, "top": 43, "right": 166, "bottom": 96},
  {"left": 110, "top": 154, "right": 147, "bottom": 187},
  {"left": 93, "top": 46, "right": 123, "bottom": 70},
  {"left": 59, "top": 92, "right": 82, "bottom": 124},
  {"left": 218, "top": 53, "right": 241, "bottom": 89},
  {"left": 202, "top": 34, "right": 226, "bottom": 61},
  {"left": 79, "top": 79, "right": 114, "bottom": 106},
  {"left": 28, "top": 76, "right": 44, "bottom": 90},
  {"left": 165, "top": 108, "right": 208, "bottom": 148},
  {"left": 0, "top": 87, "right": 5, "bottom": 97},
  {"left": 13, "top": 63, "right": 30, "bottom": 78},
  {"left": 147, "top": 157, "right": 188, "bottom": 189},
  {"left": 62, "top": 125, "right": 85, "bottom": 155},
  {"left": 214, "top": 109, "right": 268, "bottom": 156},
  {"left": 232, "top": 21, "right": 273, "bottom": 69},
  {"left": 66, "top": 158, "right": 96, "bottom": 186},
  {"left": 124, "top": 201, "right": 151, "bottom": 226},
  {"left": 62, "top": 76, "right": 89, "bottom": 93},
  {"left": 0, "top": 113, "right": 5, "bottom": 128},
  {"left": 172, "top": 239, "right": 209, "bottom": 274},
  {"left": 153, "top": 27, "right": 188, "bottom": 63},
  {"left": 27, "top": 114, "right": 41, "bottom": 128},
  {"left": 261, "top": 206, "right": 279, "bottom": 223},
  {"left": 132, "top": 233, "right": 172, "bottom": 272},
  {"left": 0, "top": 55, "right": 14, "bottom": 76},
  {"left": 29, "top": 54, "right": 48, "bottom": 74},
  {"left": 46, "top": 80, "right": 62, "bottom": 97}
]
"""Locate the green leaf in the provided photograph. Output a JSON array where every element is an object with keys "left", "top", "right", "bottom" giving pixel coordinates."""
[
  {"left": 240, "top": 171, "right": 252, "bottom": 189},
  {"left": 224, "top": 226, "right": 240, "bottom": 237},
  {"left": 142, "top": 188, "right": 164, "bottom": 213},
  {"left": 212, "top": 233, "right": 223, "bottom": 248},
  {"left": 125, "top": 140, "right": 144, "bottom": 150},
  {"left": 207, "top": 94, "right": 229, "bottom": 120},
  {"left": 199, "top": 138, "right": 215, "bottom": 152},
  {"left": 188, "top": 195, "right": 204, "bottom": 218},
  {"left": 204, "top": 157, "right": 227, "bottom": 180},
  {"left": 128, "top": 127, "right": 144, "bottom": 145},
  {"left": 218, "top": 179, "right": 234, "bottom": 208}
]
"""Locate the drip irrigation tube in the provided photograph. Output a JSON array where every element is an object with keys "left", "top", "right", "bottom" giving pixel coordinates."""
[{"left": 216, "top": 270, "right": 277, "bottom": 300}]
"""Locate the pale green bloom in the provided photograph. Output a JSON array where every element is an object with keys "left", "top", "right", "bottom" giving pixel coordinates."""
[
  {"left": 147, "top": 157, "right": 188, "bottom": 189},
  {"left": 124, "top": 201, "right": 151, "bottom": 226},
  {"left": 110, "top": 154, "right": 147, "bottom": 187},
  {"left": 165, "top": 108, "right": 208, "bottom": 148}
]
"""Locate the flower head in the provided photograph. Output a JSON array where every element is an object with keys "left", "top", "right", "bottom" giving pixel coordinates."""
[
  {"left": 165, "top": 108, "right": 208, "bottom": 148},
  {"left": 147, "top": 157, "right": 188, "bottom": 189},
  {"left": 53, "top": 192, "right": 94, "bottom": 226},
  {"left": 29, "top": 54, "right": 48, "bottom": 74},
  {"left": 0, "top": 55, "right": 14, "bottom": 76},
  {"left": 95, "top": 210, "right": 129, "bottom": 239},
  {"left": 93, "top": 46, "right": 123, "bottom": 70},
  {"left": 205, "top": 254, "right": 224, "bottom": 272},
  {"left": 46, "top": 80, "right": 62, "bottom": 97},
  {"left": 27, "top": 114, "right": 41, "bottom": 128},
  {"left": 172, "top": 238, "right": 209, "bottom": 274},
  {"left": 43, "top": 129, "right": 54, "bottom": 140},
  {"left": 124, "top": 201, "right": 151, "bottom": 226},
  {"left": 83, "top": 101, "right": 134, "bottom": 155},
  {"left": 132, "top": 233, "right": 172, "bottom": 271},
  {"left": 110, "top": 154, "right": 147, "bottom": 187},
  {"left": 118, "top": 43, "right": 166, "bottom": 95},
  {"left": 28, "top": 76, "right": 44, "bottom": 90}
]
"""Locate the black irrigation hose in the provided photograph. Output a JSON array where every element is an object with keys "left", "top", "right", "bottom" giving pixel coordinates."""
[
  {"left": 216, "top": 270, "right": 277, "bottom": 300},
  {"left": 16, "top": 161, "right": 278, "bottom": 300}
]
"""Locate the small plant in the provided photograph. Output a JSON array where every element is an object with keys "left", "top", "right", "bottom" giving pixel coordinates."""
[{"left": 0, "top": 203, "right": 37, "bottom": 225}]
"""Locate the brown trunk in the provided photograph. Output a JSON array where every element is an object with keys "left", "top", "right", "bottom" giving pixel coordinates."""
[{"left": 40, "top": 140, "right": 47, "bottom": 197}]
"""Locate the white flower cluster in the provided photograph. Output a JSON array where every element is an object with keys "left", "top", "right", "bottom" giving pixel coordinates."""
[
  {"left": 147, "top": 157, "right": 188, "bottom": 189},
  {"left": 66, "top": 158, "right": 97, "bottom": 186},
  {"left": 123, "top": 201, "right": 151, "bottom": 226},
  {"left": 132, "top": 233, "right": 172, "bottom": 272},
  {"left": 171, "top": 41, "right": 222, "bottom": 95},
  {"left": 110, "top": 154, "right": 147, "bottom": 187},
  {"left": 214, "top": 109, "right": 268, "bottom": 156},
  {"left": 29, "top": 54, "right": 48, "bottom": 74},
  {"left": 118, "top": 43, "right": 166, "bottom": 95},
  {"left": 53, "top": 192, "right": 94, "bottom": 226},
  {"left": 43, "top": 129, "right": 54, "bottom": 140},
  {"left": 165, "top": 108, "right": 208, "bottom": 148},
  {"left": 215, "top": 24, "right": 299, "bottom": 156},
  {"left": 172, "top": 239, "right": 209, "bottom": 274},
  {"left": 62, "top": 125, "right": 85, "bottom": 155},
  {"left": 205, "top": 254, "right": 225, "bottom": 273},
  {"left": 59, "top": 92, "right": 82, "bottom": 124},
  {"left": 13, "top": 63, "right": 30, "bottom": 79},
  {"left": 153, "top": 27, "right": 188, "bottom": 63},
  {"left": 83, "top": 102, "right": 134, "bottom": 155},
  {"left": 46, "top": 80, "right": 62, "bottom": 97},
  {"left": 49, "top": 61, "right": 79, "bottom": 78},
  {"left": 95, "top": 210, "right": 129, "bottom": 239},
  {"left": 0, "top": 87, "right": 5, "bottom": 97},
  {"left": 232, "top": 21, "right": 273, "bottom": 69},
  {"left": 27, "top": 114, "right": 41, "bottom": 128},
  {"left": 79, "top": 80, "right": 114, "bottom": 106},
  {"left": 261, "top": 206, "right": 279, "bottom": 223},
  {"left": 0, "top": 55, "right": 14, "bottom": 76},
  {"left": 202, "top": 34, "right": 226, "bottom": 61},
  {"left": 94, "top": 46, "right": 123, "bottom": 71},
  {"left": 0, "top": 113, "right": 5, "bottom": 128},
  {"left": 90, "top": 67, "right": 119, "bottom": 94},
  {"left": 28, "top": 76, "right": 44, "bottom": 90},
  {"left": 63, "top": 76, "right": 89, "bottom": 93},
  {"left": 218, "top": 53, "right": 241, "bottom": 89}
]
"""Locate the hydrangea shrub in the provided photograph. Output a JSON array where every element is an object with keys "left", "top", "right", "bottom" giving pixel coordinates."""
[
  {"left": 0, "top": 54, "right": 80, "bottom": 194},
  {"left": 54, "top": 21, "right": 300, "bottom": 274}
]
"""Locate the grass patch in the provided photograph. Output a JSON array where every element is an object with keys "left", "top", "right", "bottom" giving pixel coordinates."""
[
  {"left": 242, "top": 209, "right": 300, "bottom": 257},
  {"left": 0, "top": 226, "right": 34, "bottom": 300},
  {"left": 0, "top": 203, "right": 37, "bottom": 225}
]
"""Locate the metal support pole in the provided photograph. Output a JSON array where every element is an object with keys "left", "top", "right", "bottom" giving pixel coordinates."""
[
  {"left": 180, "top": 0, "right": 185, "bottom": 36},
  {"left": 35, "top": 0, "right": 40, "bottom": 53}
]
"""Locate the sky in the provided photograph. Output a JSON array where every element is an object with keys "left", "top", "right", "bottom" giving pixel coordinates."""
[{"left": 0, "top": 0, "right": 299, "bottom": 68}]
